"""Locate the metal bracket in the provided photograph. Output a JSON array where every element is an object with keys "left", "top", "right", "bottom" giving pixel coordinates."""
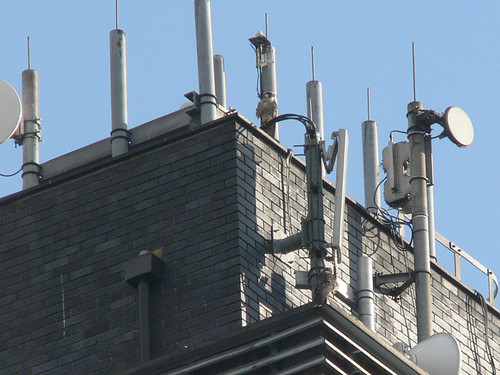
[
  {"left": 374, "top": 271, "right": 414, "bottom": 300},
  {"left": 271, "top": 222, "right": 303, "bottom": 256}
]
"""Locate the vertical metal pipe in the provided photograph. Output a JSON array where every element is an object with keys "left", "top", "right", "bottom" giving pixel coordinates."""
[
  {"left": 407, "top": 101, "right": 432, "bottom": 342},
  {"left": 260, "top": 45, "right": 279, "bottom": 139},
  {"left": 213, "top": 54, "right": 227, "bottom": 109},
  {"left": 427, "top": 185, "right": 437, "bottom": 261},
  {"left": 21, "top": 69, "right": 41, "bottom": 189},
  {"left": 138, "top": 279, "right": 151, "bottom": 363},
  {"left": 304, "top": 131, "right": 326, "bottom": 292},
  {"left": 194, "top": 0, "right": 217, "bottom": 124},
  {"left": 362, "top": 119, "right": 381, "bottom": 212},
  {"left": 110, "top": 28, "right": 129, "bottom": 157},
  {"left": 357, "top": 256, "right": 375, "bottom": 331}
]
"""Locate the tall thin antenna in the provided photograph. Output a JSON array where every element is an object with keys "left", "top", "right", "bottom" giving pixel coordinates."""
[
  {"left": 27, "top": 36, "right": 31, "bottom": 70},
  {"left": 367, "top": 87, "right": 371, "bottom": 121},
  {"left": 115, "top": 0, "right": 119, "bottom": 29},
  {"left": 412, "top": 42, "right": 417, "bottom": 101},
  {"left": 265, "top": 13, "right": 269, "bottom": 39},
  {"left": 311, "top": 46, "right": 316, "bottom": 81}
]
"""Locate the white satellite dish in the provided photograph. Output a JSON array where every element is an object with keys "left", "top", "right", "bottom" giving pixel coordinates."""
[
  {"left": 408, "top": 333, "right": 461, "bottom": 375},
  {"left": 442, "top": 106, "right": 474, "bottom": 148},
  {"left": 0, "top": 78, "right": 22, "bottom": 144}
]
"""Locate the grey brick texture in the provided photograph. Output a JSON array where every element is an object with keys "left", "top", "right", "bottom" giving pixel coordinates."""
[{"left": 0, "top": 115, "right": 498, "bottom": 374}]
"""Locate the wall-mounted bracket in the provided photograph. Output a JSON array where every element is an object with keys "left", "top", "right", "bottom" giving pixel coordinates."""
[
  {"left": 184, "top": 91, "right": 201, "bottom": 117},
  {"left": 124, "top": 251, "right": 164, "bottom": 288},
  {"left": 374, "top": 271, "right": 414, "bottom": 300}
]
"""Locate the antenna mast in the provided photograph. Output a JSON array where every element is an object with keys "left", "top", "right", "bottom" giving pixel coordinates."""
[
  {"left": 367, "top": 87, "right": 371, "bottom": 121},
  {"left": 361, "top": 87, "right": 381, "bottom": 212},
  {"left": 412, "top": 42, "right": 417, "bottom": 101},
  {"left": 27, "top": 36, "right": 31, "bottom": 70},
  {"left": 311, "top": 46, "right": 316, "bottom": 81},
  {"left": 115, "top": 0, "right": 119, "bottom": 29},
  {"left": 109, "top": 5, "right": 129, "bottom": 157},
  {"left": 21, "top": 38, "right": 42, "bottom": 189},
  {"left": 249, "top": 13, "right": 279, "bottom": 139}
]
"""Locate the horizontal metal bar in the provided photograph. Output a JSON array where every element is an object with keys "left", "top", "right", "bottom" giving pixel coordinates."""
[
  {"left": 322, "top": 320, "right": 399, "bottom": 375},
  {"left": 220, "top": 337, "right": 324, "bottom": 375},
  {"left": 164, "top": 317, "right": 322, "bottom": 375},
  {"left": 274, "top": 356, "right": 324, "bottom": 375},
  {"left": 435, "top": 231, "right": 498, "bottom": 302},
  {"left": 324, "top": 339, "right": 372, "bottom": 375}
]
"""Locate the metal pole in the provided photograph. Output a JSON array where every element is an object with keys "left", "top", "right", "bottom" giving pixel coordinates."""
[
  {"left": 260, "top": 44, "right": 279, "bottom": 139},
  {"left": 407, "top": 101, "right": 432, "bottom": 342},
  {"left": 306, "top": 80, "right": 325, "bottom": 176},
  {"left": 357, "top": 256, "right": 375, "bottom": 331},
  {"left": 194, "top": 0, "right": 217, "bottom": 124},
  {"left": 362, "top": 119, "right": 381, "bottom": 212},
  {"left": 138, "top": 279, "right": 151, "bottom": 363},
  {"left": 427, "top": 185, "right": 437, "bottom": 261},
  {"left": 110, "top": 28, "right": 129, "bottom": 157},
  {"left": 304, "top": 131, "right": 326, "bottom": 290},
  {"left": 213, "top": 54, "right": 227, "bottom": 109},
  {"left": 21, "top": 69, "right": 41, "bottom": 189}
]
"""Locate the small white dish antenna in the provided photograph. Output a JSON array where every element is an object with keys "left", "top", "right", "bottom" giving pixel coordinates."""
[
  {"left": 408, "top": 333, "right": 461, "bottom": 375},
  {"left": 442, "top": 106, "right": 474, "bottom": 148},
  {"left": 0, "top": 78, "right": 22, "bottom": 144}
]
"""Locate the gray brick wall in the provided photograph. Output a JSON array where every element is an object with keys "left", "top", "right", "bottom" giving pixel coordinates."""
[
  {"left": 0, "top": 115, "right": 498, "bottom": 374},
  {"left": 0, "top": 120, "right": 245, "bottom": 374}
]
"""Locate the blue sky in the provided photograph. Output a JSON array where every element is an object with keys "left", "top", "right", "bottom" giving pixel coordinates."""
[{"left": 0, "top": 1, "right": 498, "bottom": 301}]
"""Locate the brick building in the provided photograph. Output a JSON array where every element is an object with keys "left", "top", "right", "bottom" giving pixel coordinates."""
[{"left": 0, "top": 104, "right": 498, "bottom": 374}]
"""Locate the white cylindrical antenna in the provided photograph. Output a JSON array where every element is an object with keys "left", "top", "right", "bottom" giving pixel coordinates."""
[
  {"left": 306, "top": 46, "right": 324, "bottom": 143},
  {"left": 194, "top": 0, "right": 217, "bottom": 124},
  {"left": 213, "top": 54, "right": 227, "bottom": 109},
  {"left": 306, "top": 81, "right": 324, "bottom": 138},
  {"left": 260, "top": 44, "right": 279, "bottom": 138},
  {"left": 21, "top": 67, "right": 41, "bottom": 189},
  {"left": 362, "top": 88, "right": 381, "bottom": 212},
  {"left": 110, "top": 28, "right": 129, "bottom": 157},
  {"left": 357, "top": 256, "right": 375, "bottom": 332}
]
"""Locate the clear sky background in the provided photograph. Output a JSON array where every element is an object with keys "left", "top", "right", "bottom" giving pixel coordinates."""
[{"left": 1, "top": 1, "right": 498, "bottom": 301}]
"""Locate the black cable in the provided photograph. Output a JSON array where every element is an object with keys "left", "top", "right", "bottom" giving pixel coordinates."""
[
  {"left": 476, "top": 291, "right": 497, "bottom": 375},
  {"left": 263, "top": 113, "right": 317, "bottom": 136},
  {"left": 467, "top": 294, "right": 483, "bottom": 374},
  {"left": 0, "top": 167, "right": 22, "bottom": 178}
]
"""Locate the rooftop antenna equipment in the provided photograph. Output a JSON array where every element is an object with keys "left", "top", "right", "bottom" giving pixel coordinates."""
[
  {"left": 361, "top": 87, "right": 381, "bottom": 213},
  {"left": 20, "top": 37, "right": 41, "bottom": 189},
  {"left": 250, "top": 14, "right": 279, "bottom": 140},
  {"left": 306, "top": 46, "right": 325, "bottom": 175},
  {"left": 0, "top": 79, "right": 22, "bottom": 144},
  {"left": 406, "top": 42, "right": 475, "bottom": 341},
  {"left": 213, "top": 54, "right": 227, "bottom": 109},
  {"left": 109, "top": 1, "right": 129, "bottom": 157},
  {"left": 194, "top": 0, "right": 217, "bottom": 124},
  {"left": 407, "top": 41, "right": 433, "bottom": 342}
]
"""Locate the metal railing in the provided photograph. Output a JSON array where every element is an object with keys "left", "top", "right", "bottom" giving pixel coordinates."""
[{"left": 435, "top": 231, "right": 499, "bottom": 304}]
